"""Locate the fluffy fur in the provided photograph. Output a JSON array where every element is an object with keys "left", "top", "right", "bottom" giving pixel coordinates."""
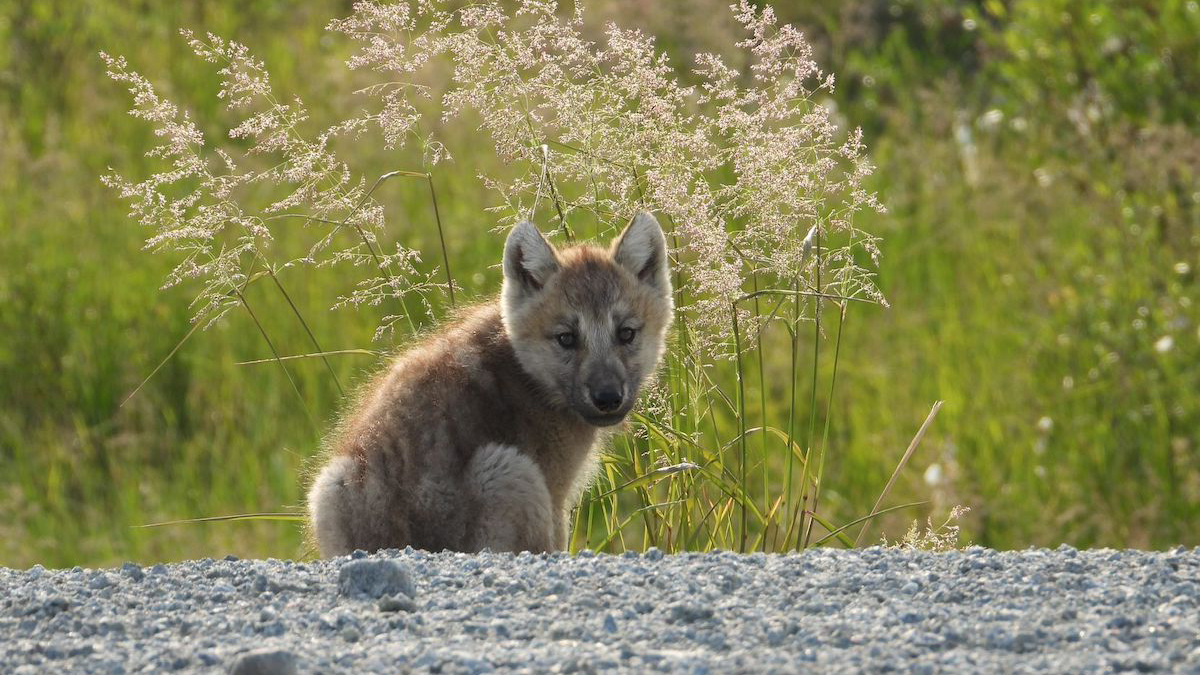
[{"left": 307, "top": 213, "right": 673, "bottom": 556}]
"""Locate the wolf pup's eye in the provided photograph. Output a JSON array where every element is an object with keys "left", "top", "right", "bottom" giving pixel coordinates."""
[
  {"left": 617, "top": 326, "right": 636, "bottom": 344},
  {"left": 556, "top": 332, "right": 577, "bottom": 349}
]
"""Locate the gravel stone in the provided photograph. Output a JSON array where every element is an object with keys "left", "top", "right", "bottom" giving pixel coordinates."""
[
  {"left": 337, "top": 559, "right": 416, "bottom": 600},
  {"left": 229, "top": 648, "right": 298, "bottom": 675},
  {"left": 119, "top": 562, "right": 144, "bottom": 582},
  {"left": 377, "top": 595, "right": 417, "bottom": 613},
  {"left": 603, "top": 613, "right": 618, "bottom": 633},
  {"left": 88, "top": 572, "right": 117, "bottom": 590},
  {"left": 0, "top": 548, "right": 1197, "bottom": 672}
]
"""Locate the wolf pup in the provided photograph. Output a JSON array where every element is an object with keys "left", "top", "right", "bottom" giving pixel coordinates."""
[{"left": 307, "top": 213, "right": 673, "bottom": 556}]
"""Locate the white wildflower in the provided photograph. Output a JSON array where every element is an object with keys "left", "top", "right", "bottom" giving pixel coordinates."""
[{"left": 1154, "top": 335, "right": 1174, "bottom": 353}]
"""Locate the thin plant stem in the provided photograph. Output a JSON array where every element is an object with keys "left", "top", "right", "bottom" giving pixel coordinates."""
[
  {"left": 546, "top": 138, "right": 631, "bottom": 170},
  {"left": 542, "top": 166, "right": 572, "bottom": 242},
  {"left": 524, "top": 122, "right": 572, "bottom": 242},
  {"left": 586, "top": 491, "right": 597, "bottom": 551},
  {"left": 119, "top": 270, "right": 267, "bottom": 408},
  {"left": 783, "top": 275, "right": 801, "bottom": 548},
  {"left": 231, "top": 280, "right": 320, "bottom": 438},
  {"left": 587, "top": 95, "right": 603, "bottom": 239},
  {"left": 800, "top": 228, "right": 822, "bottom": 550},
  {"left": 750, "top": 272, "right": 770, "bottom": 552},
  {"left": 425, "top": 172, "right": 456, "bottom": 308},
  {"left": 137, "top": 512, "right": 304, "bottom": 527},
  {"left": 235, "top": 349, "right": 380, "bottom": 365},
  {"left": 810, "top": 500, "right": 929, "bottom": 548},
  {"left": 735, "top": 288, "right": 872, "bottom": 305},
  {"left": 804, "top": 301, "right": 847, "bottom": 548},
  {"left": 120, "top": 319, "right": 202, "bottom": 409},
  {"left": 570, "top": 499, "right": 585, "bottom": 551},
  {"left": 350, "top": 169, "right": 428, "bottom": 334},
  {"left": 632, "top": 166, "right": 647, "bottom": 208},
  {"left": 264, "top": 266, "right": 344, "bottom": 396},
  {"left": 854, "top": 401, "right": 944, "bottom": 547},
  {"left": 731, "top": 303, "right": 748, "bottom": 553},
  {"left": 626, "top": 434, "right": 658, "bottom": 548}
]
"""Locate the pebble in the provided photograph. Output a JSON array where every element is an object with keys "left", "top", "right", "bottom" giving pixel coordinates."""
[
  {"left": 378, "top": 595, "right": 417, "bottom": 613},
  {"left": 229, "top": 648, "right": 298, "bottom": 675},
  {"left": 88, "top": 573, "right": 117, "bottom": 590},
  {"left": 119, "top": 563, "right": 144, "bottom": 582},
  {"left": 338, "top": 559, "right": 416, "bottom": 600}
]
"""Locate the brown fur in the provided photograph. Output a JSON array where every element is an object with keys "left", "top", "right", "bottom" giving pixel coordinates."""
[{"left": 307, "top": 213, "right": 672, "bottom": 556}]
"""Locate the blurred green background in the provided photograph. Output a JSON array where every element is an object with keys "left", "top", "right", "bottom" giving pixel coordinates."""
[{"left": 2, "top": 0, "right": 1198, "bottom": 568}]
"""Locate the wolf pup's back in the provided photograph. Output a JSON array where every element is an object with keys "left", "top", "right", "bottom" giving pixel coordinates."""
[{"left": 307, "top": 213, "right": 673, "bottom": 556}]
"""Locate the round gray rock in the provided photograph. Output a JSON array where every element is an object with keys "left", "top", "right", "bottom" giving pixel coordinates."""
[
  {"left": 229, "top": 648, "right": 297, "bottom": 675},
  {"left": 337, "top": 558, "right": 416, "bottom": 600}
]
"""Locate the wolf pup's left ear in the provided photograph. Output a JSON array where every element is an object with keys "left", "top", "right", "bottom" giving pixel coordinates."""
[{"left": 612, "top": 212, "right": 670, "bottom": 295}]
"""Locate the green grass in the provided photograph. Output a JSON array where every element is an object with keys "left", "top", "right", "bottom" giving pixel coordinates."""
[{"left": 2, "top": 0, "right": 1197, "bottom": 568}]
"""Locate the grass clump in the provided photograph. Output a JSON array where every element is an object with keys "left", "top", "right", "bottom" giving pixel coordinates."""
[{"left": 885, "top": 506, "right": 972, "bottom": 553}]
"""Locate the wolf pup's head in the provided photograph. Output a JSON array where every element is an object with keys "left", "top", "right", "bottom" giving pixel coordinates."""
[{"left": 501, "top": 213, "right": 673, "bottom": 426}]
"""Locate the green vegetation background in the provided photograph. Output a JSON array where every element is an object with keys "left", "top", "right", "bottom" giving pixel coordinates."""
[{"left": 2, "top": 0, "right": 1197, "bottom": 567}]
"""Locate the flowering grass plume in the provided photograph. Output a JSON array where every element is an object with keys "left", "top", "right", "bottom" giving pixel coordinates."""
[
  {"left": 885, "top": 506, "right": 972, "bottom": 552},
  {"left": 103, "top": 31, "right": 435, "bottom": 338},
  {"left": 332, "top": 0, "right": 885, "bottom": 352}
]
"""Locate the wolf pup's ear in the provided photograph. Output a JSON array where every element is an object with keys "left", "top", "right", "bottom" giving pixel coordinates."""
[
  {"left": 503, "top": 221, "right": 560, "bottom": 295},
  {"left": 612, "top": 212, "right": 670, "bottom": 295}
]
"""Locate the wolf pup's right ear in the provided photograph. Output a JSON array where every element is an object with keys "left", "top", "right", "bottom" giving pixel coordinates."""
[
  {"left": 503, "top": 221, "right": 560, "bottom": 297},
  {"left": 612, "top": 212, "right": 671, "bottom": 296}
]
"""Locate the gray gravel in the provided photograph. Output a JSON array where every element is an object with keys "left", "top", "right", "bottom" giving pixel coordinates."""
[{"left": 2, "top": 546, "right": 1198, "bottom": 673}]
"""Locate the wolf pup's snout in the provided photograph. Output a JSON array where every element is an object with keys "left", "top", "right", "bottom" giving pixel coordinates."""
[{"left": 589, "top": 385, "right": 623, "bottom": 413}]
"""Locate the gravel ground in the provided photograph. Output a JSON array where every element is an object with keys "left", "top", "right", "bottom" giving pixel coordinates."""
[{"left": 1, "top": 546, "right": 1198, "bottom": 673}]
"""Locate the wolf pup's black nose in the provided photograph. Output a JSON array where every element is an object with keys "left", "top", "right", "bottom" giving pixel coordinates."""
[{"left": 591, "top": 388, "right": 623, "bottom": 412}]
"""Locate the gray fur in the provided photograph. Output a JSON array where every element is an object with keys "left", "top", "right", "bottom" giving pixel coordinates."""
[{"left": 307, "top": 213, "right": 673, "bottom": 556}]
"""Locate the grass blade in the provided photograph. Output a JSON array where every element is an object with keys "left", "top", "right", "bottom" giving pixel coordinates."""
[
  {"left": 590, "top": 461, "right": 700, "bottom": 500},
  {"left": 804, "top": 301, "right": 848, "bottom": 547},
  {"left": 854, "top": 401, "right": 944, "bottom": 546},
  {"left": 425, "top": 171, "right": 456, "bottom": 308},
  {"left": 136, "top": 512, "right": 305, "bottom": 528},
  {"left": 265, "top": 267, "right": 344, "bottom": 396},
  {"left": 119, "top": 270, "right": 267, "bottom": 408},
  {"left": 232, "top": 286, "right": 319, "bottom": 437},
  {"left": 119, "top": 318, "right": 202, "bottom": 409},
  {"left": 236, "top": 349, "right": 381, "bottom": 365},
  {"left": 728, "top": 303, "right": 750, "bottom": 551},
  {"left": 810, "top": 500, "right": 929, "bottom": 547}
]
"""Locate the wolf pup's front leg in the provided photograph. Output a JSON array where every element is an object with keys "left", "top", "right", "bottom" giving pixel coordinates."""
[
  {"left": 464, "top": 444, "right": 555, "bottom": 552},
  {"left": 307, "top": 213, "right": 673, "bottom": 556}
]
